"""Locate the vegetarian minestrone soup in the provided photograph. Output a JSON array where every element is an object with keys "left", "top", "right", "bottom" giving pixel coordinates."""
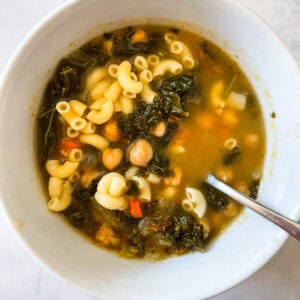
[{"left": 37, "top": 26, "right": 265, "bottom": 260}]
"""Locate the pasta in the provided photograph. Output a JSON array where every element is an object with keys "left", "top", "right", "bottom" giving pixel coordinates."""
[
  {"left": 152, "top": 59, "right": 183, "bottom": 78},
  {"left": 56, "top": 101, "right": 87, "bottom": 131},
  {"left": 147, "top": 54, "right": 160, "bottom": 66},
  {"left": 182, "top": 187, "right": 207, "bottom": 219},
  {"left": 68, "top": 148, "right": 83, "bottom": 162},
  {"left": 66, "top": 126, "right": 80, "bottom": 138},
  {"left": 122, "top": 90, "right": 136, "bottom": 99},
  {"left": 87, "top": 100, "right": 114, "bottom": 125},
  {"left": 79, "top": 133, "right": 109, "bottom": 150},
  {"left": 104, "top": 80, "right": 122, "bottom": 102},
  {"left": 48, "top": 180, "right": 72, "bottom": 212},
  {"left": 81, "top": 122, "right": 96, "bottom": 134},
  {"left": 140, "top": 83, "right": 157, "bottom": 103},
  {"left": 107, "top": 64, "right": 119, "bottom": 78},
  {"left": 90, "top": 79, "right": 112, "bottom": 101},
  {"left": 119, "top": 95, "right": 134, "bottom": 114},
  {"left": 117, "top": 61, "right": 143, "bottom": 93},
  {"left": 147, "top": 173, "right": 161, "bottom": 184},
  {"left": 48, "top": 177, "right": 63, "bottom": 198},
  {"left": 164, "top": 32, "right": 177, "bottom": 44},
  {"left": 89, "top": 97, "right": 107, "bottom": 110},
  {"left": 224, "top": 138, "right": 237, "bottom": 150},
  {"left": 133, "top": 55, "right": 148, "bottom": 71},
  {"left": 86, "top": 67, "right": 108, "bottom": 90},
  {"left": 46, "top": 160, "right": 79, "bottom": 178},
  {"left": 69, "top": 100, "right": 87, "bottom": 117},
  {"left": 95, "top": 172, "right": 128, "bottom": 210},
  {"left": 170, "top": 41, "right": 195, "bottom": 69},
  {"left": 138, "top": 69, "right": 153, "bottom": 83}
]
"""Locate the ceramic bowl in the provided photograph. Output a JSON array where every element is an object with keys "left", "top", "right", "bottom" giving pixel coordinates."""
[{"left": 1, "top": 0, "right": 300, "bottom": 299}]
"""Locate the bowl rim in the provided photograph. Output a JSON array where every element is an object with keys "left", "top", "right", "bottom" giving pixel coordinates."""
[{"left": 0, "top": 0, "right": 300, "bottom": 299}]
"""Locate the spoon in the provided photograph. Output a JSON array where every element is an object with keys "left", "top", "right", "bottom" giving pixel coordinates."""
[{"left": 206, "top": 174, "right": 300, "bottom": 241}]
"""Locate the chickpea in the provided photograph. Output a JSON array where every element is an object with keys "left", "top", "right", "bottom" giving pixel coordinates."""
[
  {"left": 102, "top": 148, "right": 123, "bottom": 170},
  {"left": 103, "top": 120, "right": 121, "bottom": 142},
  {"left": 152, "top": 121, "right": 167, "bottom": 137},
  {"left": 129, "top": 139, "right": 153, "bottom": 167}
]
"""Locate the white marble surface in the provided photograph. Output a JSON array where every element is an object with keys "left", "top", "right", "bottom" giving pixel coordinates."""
[{"left": 0, "top": 0, "right": 299, "bottom": 299}]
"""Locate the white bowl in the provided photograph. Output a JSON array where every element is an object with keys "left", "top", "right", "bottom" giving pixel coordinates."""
[{"left": 1, "top": 0, "right": 300, "bottom": 299}]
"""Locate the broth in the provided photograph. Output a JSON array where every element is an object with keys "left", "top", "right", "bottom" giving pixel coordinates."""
[{"left": 37, "top": 25, "right": 265, "bottom": 260}]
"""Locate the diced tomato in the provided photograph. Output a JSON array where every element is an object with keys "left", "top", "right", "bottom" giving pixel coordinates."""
[{"left": 60, "top": 138, "right": 82, "bottom": 154}]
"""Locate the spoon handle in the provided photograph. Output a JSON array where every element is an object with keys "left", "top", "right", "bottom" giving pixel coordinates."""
[{"left": 206, "top": 174, "right": 300, "bottom": 241}]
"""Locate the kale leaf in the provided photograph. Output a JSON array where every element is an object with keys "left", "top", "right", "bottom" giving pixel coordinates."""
[
  {"left": 165, "top": 209, "right": 205, "bottom": 250},
  {"left": 112, "top": 27, "right": 163, "bottom": 57},
  {"left": 158, "top": 74, "right": 199, "bottom": 117},
  {"left": 223, "top": 146, "right": 241, "bottom": 165},
  {"left": 249, "top": 179, "right": 260, "bottom": 199},
  {"left": 201, "top": 182, "right": 229, "bottom": 210}
]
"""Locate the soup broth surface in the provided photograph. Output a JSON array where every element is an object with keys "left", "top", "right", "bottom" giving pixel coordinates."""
[{"left": 37, "top": 25, "right": 265, "bottom": 260}]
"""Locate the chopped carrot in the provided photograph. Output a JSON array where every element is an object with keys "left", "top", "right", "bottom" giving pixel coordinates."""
[
  {"left": 218, "top": 127, "right": 231, "bottom": 140},
  {"left": 131, "top": 29, "right": 148, "bottom": 43},
  {"left": 129, "top": 199, "right": 143, "bottom": 218},
  {"left": 60, "top": 138, "right": 82, "bottom": 155}
]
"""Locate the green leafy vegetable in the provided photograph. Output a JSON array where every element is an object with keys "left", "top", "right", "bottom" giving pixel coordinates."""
[
  {"left": 223, "top": 146, "right": 241, "bottom": 165},
  {"left": 112, "top": 27, "right": 163, "bottom": 57},
  {"left": 200, "top": 41, "right": 209, "bottom": 54},
  {"left": 164, "top": 209, "right": 204, "bottom": 250},
  {"left": 249, "top": 179, "right": 260, "bottom": 199},
  {"left": 158, "top": 74, "right": 199, "bottom": 117},
  {"left": 201, "top": 182, "right": 229, "bottom": 210},
  {"left": 64, "top": 181, "right": 100, "bottom": 234}
]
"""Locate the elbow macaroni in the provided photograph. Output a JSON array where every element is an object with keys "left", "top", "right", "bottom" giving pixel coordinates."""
[
  {"left": 152, "top": 59, "right": 183, "bottom": 78},
  {"left": 87, "top": 100, "right": 114, "bottom": 125},
  {"left": 170, "top": 41, "right": 195, "bottom": 69},
  {"left": 66, "top": 126, "right": 80, "bottom": 138},
  {"left": 119, "top": 95, "right": 134, "bottom": 114},
  {"left": 104, "top": 80, "right": 123, "bottom": 102},
  {"left": 90, "top": 79, "right": 112, "bottom": 101},
  {"left": 48, "top": 180, "right": 72, "bottom": 212},
  {"left": 117, "top": 61, "right": 143, "bottom": 94},
  {"left": 95, "top": 172, "right": 128, "bottom": 210},
  {"left": 46, "top": 160, "right": 79, "bottom": 179},
  {"left": 56, "top": 101, "right": 87, "bottom": 131},
  {"left": 107, "top": 64, "right": 119, "bottom": 78},
  {"left": 48, "top": 177, "right": 64, "bottom": 198},
  {"left": 86, "top": 67, "right": 108, "bottom": 90},
  {"left": 182, "top": 187, "right": 207, "bottom": 219},
  {"left": 81, "top": 122, "right": 96, "bottom": 134},
  {"left": 133, "top": 55, "right": 148, "bottom": 71},
  {"left": 79, "top": 133, "right": 109, "bottom": 150},
  {"left": 69, "top": 100, "right": 87, "bottom": 117}
]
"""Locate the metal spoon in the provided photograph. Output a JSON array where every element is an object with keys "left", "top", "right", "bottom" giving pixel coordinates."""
[{"left": 206, "top": 174, "right": 300, "bottom": 241}]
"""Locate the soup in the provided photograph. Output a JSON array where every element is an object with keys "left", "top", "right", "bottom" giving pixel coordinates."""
[{"left": 37, "top": 25, "right": 265, "bottom": 260}]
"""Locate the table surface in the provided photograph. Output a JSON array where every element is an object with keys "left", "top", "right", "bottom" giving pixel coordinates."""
[{"left": 0, "top": 0, "right": 299, "bottom": 299}]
